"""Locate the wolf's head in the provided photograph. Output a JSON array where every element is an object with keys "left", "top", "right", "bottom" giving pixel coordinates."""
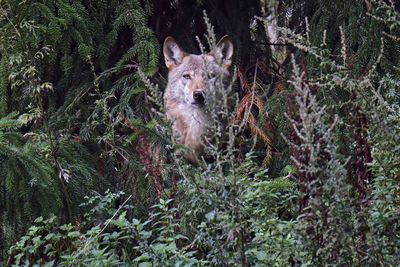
[{"left": 163, "top": 36, "right": 233, "bottom": 107}]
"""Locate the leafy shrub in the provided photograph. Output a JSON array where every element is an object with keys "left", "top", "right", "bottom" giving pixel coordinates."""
[
  {"left": 8, "top": 216, "right": 79, "bottom": 266},
  {"left": 8, "top": 190, "right": 203, "bottom": 266},
  {"left": 3, "top": 1, "right": 400, "bottom": 266}
]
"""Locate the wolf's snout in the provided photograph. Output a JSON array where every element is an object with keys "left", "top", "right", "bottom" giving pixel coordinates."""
[{"left": 193, "top": 90, "right": 205, "bottom": 105}]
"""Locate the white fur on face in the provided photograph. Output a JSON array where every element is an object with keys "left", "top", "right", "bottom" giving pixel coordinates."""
[{"left": 183, "top": 81, "right": 193, "bottom": 105}]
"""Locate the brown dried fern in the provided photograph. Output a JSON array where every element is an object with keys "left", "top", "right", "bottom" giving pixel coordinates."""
[{"left": 235, "top": 66, "right": 274, "bottom": 166}]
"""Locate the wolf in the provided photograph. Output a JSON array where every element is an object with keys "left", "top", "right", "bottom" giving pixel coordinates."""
[{"left": 163, "top": 35, "right": 233, "bottom": 164}]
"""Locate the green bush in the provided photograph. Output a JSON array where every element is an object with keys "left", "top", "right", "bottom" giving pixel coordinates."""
[{"left": 2, "top": 0, "right": 400, "bottom": 266}]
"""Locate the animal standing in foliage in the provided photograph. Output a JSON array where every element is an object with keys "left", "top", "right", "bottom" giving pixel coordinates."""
[{"left": 163, "top": 35, "right": 233, "bottom": 164}]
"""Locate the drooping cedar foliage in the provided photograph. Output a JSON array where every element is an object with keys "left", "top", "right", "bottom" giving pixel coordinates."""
[
  {"left": 0, "top": 0, "right": 161, "bottom": 258},
  {"left": 1, "top": 0, "right": 400, "bottom": 265}
]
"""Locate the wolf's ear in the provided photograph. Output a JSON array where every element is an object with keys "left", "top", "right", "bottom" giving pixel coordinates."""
[
  {"left": 163, "top": 37, "right": 187, "bottom": 70},
  {"left": 211, "top": 35, "right": 233, "bottom": 68}
]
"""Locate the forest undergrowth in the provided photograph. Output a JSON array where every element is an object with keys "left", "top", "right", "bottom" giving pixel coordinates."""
[{"left": 1, "top": 0, "right": 400, "bottom": 266}]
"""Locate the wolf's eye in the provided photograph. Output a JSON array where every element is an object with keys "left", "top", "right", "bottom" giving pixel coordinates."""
[
  {"left": 207, "top": 72, "right": 217, "bottom": 79},
  {"left": 183, "top": 73, "right": 191, "bottom": 79}
]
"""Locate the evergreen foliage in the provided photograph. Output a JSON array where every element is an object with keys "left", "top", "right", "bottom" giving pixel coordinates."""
[
  {"left": 0, "top": 0, "right": 160, "bottom": 258},
  {"left": 1, "top": 0, "right": 400, "bottom": 265},
  {"left": 0, "top": 114, "right": 61, "bottom": 259},
  {"left": 271, "top": 0, "right": 400, "bottom": 264}
]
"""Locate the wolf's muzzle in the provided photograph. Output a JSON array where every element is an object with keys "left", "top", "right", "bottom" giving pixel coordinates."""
[{"left": 193, "top": 90, "right": 205, "bottom": 105}]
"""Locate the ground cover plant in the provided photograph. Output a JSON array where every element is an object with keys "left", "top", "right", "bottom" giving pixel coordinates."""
[{"left": 1, "top": 0, "right": 400, "bottom": 266}]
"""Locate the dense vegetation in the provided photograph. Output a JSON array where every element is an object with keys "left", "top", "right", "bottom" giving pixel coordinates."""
[{"left": 1, "top": 0, "right": 400, "bottom": 265}]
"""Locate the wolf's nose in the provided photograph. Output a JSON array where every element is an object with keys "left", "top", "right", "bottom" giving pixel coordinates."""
[{"left": 193, "top": 91, "right": 204, "bottom": 104}]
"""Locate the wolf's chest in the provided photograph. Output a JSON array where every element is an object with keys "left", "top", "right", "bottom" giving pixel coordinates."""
[
  {"left": 169, "top": 103, "right": 208, "bottom": 145},
  {"left": 182, "top": 105, "right": 207, "bottom": 137}
]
